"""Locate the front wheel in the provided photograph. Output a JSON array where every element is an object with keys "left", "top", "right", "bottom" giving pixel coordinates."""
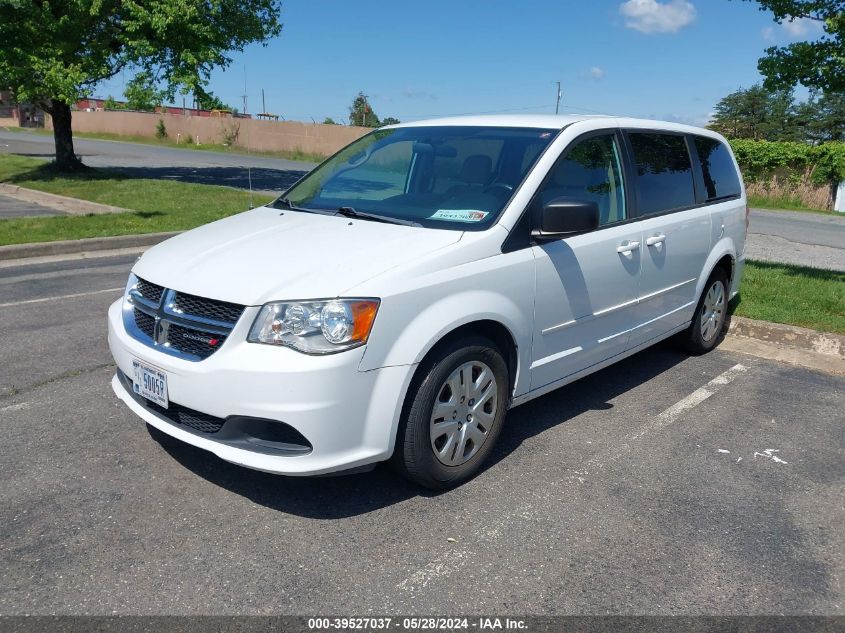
[
  {"left": 392, "top": 336, "right": 509, "bottom": 489},
  {"left": 680, "top": 269, "right": 729, "bottom": 355}
]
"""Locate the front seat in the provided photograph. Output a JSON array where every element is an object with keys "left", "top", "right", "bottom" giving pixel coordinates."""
[{"left": 446, "top": 154, "right": 493, "bottom": 198}]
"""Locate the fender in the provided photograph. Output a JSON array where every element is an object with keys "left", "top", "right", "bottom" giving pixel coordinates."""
[
  {"left": 695, "top": 236, "right": 737, "bottom": 302},
  {"left": 359, "top": 254, "right": 534, "bottom": 394}
]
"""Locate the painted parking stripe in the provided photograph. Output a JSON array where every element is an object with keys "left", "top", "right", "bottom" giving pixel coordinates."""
[
  {"left": 0, "top": 286, "right": 123, "bottom": 308},
  {"left": 586, "top": 363, "right": 749, "bottom": 470},
  {"left": 397, "top": 363, "right": 750, "bottom": 593}
]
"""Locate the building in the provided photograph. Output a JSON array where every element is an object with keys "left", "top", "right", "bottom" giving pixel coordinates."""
[
  {"left": 76, "top": 97, "right": 252, "bottom": 119},
  {"left": 0, "top": 90, "right": 45, "bottom": 127}
]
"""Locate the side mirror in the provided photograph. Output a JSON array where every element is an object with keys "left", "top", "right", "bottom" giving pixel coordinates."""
[{"left": 532, "top": 197, "right": 599, "bottom": 240}]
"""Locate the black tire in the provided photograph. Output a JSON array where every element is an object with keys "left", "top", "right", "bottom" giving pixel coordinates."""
[
  {"left": 680, "top": 268, "right": 729, "bottom": 355},
  {"left": 391, "top": 335, "right": 509, "bottom": 489}
]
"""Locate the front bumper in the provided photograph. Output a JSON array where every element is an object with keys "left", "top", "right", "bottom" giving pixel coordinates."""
[{"left": 108, "top": 299, "right": 414, "bottom": 475}]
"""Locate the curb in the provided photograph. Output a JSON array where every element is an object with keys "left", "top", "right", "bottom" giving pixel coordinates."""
[
  {"left": 727, "top": 315, "right": 844, "bottom": 359},
  {"left": 0, "top": 183, "right": 132, "bottom": 215},
  {"left": 0, "top": 231, "right": 181, "bottom": 261}
]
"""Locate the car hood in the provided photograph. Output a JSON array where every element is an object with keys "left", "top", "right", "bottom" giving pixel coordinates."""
[{"left": 132, "top": 206, "right": 462, "bottom": 305}]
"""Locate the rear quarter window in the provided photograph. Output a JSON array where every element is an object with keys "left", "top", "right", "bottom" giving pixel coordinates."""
[
  {"left": 694, "top": 136, "right": 742, "bottom": 201},
  {"left": 628, "top": 132, "right": 696, "bottom": 215}
]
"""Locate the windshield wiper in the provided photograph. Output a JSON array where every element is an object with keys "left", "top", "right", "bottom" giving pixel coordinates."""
[
  {"left": 273, "top": 197, "right": 323, "bottom": 214},
  {"left": 336, "top": 206, "right": 421, "bottom": 227}
]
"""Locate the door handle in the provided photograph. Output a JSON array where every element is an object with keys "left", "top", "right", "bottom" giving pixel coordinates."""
[
  {"left": 646, "top": 234, "right": 666, "bottom": 246},
  {"left": 617, "top": 241, "right": 640, "bottom": 254}
]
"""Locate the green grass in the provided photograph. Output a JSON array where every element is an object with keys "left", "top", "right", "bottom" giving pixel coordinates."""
[
  {"left": 1, "top": 126, "right": 326, "bottom": 163},
  {"left": 0, "top": 154, "right": 273, "bottom": 245},
  {"left": 733, "top": 260, "right": 845, "bottom": 334},
  {"left": 747, "top": 194, "right": 834, "bottom": 216}
]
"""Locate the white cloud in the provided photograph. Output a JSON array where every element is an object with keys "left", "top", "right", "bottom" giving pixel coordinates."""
[
  {"left": 781, "top": 16, "right": 824, "bottom": 38},
  {"left": 762, "top": 26, "right": 775, "bottom": 41},
  {"left": 582, "top": 66, "right": 606, "bottom": 80},
  {"left": 619, "top": 0, "right": 697, "bottom": 34}
]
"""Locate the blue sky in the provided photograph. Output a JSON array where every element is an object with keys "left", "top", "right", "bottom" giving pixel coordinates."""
[{"left": 97, "top": 0, "right": 825, "bottom": 126}]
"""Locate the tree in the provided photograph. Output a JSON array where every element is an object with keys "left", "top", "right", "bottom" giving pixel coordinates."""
[
  {"left": 797, "top": 91, "right": 845, "bottom": 141},
  {"left": 349, "top": 92, "right": 380, "bottom": 128},
  {"left": 744, "top": 1, "right": 844, "bottom": 93},
  {"left": 709, "top": 85, "right": 803, "bottom": 140},
  {"left": 322, "top": 117, "right": 339, "bottom": 125},
  {"left": 709, "top": 84, "right": 844, "bottom": 142},
  {"left": 102, "top": 95, "right": 121, "bottom": 111},
  {"left": 124, "top": 72, "right": 164, "bottom": 112},
  {"left": 0, "top": 1, "right": 282, "bottom": 170},
  {"left": 381, "top": 117, "right": 401, "bottom": 126},
  {"left": 195, "top": 87, "right": 232, "bottom": 112}
]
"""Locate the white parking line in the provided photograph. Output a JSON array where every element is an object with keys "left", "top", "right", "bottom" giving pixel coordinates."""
[
  {"left": 586, "top": 363, "right": 749, "bottom": 470},
  {"left": 396, "top": 363, "right": 751, "bottom": 593},
  {"left": 0, "top": 286, "right": 123, "bottom": 308}
]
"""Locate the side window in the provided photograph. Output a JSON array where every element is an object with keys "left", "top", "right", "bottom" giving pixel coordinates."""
[
  {"left": 535, "top": 134, "right": 627, "bottom": 226},
  {"left": 694, "top": 136, "right": 741, "bottom": 201},
  {"left": 628, "top": 132, "right": 696, "bottom": 215}
]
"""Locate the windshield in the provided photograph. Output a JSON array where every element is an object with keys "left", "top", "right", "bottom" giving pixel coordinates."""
[{"left": 275, "top": 126, "right": 559, "bottom": 230}]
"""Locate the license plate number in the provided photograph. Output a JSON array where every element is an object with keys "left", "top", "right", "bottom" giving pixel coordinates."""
[{"left": 132, "top": 359, "right": 169, "bottom": 408}]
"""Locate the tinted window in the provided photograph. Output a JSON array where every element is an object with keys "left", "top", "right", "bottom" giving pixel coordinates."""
[
  {"left": 535, "top": 134, "right": 626, "bottom": 226},
  {"left": 694, "top": 136, "right": 741, "bottom": 201},
  {"left": 629, "top": 133, "right": 696, "bottom": 215}
]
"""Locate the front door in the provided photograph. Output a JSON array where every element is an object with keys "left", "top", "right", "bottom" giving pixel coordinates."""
[{"left": 530, "top": 131, "right": 642, "bottom": 391}]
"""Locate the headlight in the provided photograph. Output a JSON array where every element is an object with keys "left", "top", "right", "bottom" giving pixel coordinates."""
[
  {"left": 248, "top": 298, "right": 380, "bottom": 354},
  {"left": 124, "top": 273, "right": 139, "bottom": 303}
]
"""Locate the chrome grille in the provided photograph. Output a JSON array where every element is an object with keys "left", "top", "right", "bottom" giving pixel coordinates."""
[{"left": 124, "top": 277, "right": 245, "bottom": 361}]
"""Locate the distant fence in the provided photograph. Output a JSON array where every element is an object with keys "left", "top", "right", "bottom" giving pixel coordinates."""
[{"left": 49, "top": 110, "right": 369, "bottom": 157}]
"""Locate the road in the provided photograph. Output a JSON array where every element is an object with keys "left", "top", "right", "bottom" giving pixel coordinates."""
[
  {"left": 0, "top": 128, "right": 313, "bottom": 194},
  {"left": 0, "top": 253, "right": 842, "bottom": 615},
  {"left": 2, "top": 129, "right": 844, "bottom": 270},
  {"left": 747, "top": 209, "right": 845, "bottom": 272}
]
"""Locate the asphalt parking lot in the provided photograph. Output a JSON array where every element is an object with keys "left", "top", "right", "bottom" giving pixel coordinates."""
[{"left": 0, "top": 253, "right": 843, "bottom": 616}]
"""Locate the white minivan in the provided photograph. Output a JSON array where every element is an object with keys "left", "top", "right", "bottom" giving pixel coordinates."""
[{"left": 108, "top": 115, "right": 747, "bottom": 488}]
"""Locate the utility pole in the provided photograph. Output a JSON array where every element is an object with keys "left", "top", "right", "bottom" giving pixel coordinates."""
[
  {"left": 555, "top": 81, "right": 562, "bottom": 115},
  {"left": 262, "top": 89, "right": 266, "bottom": 115},
  {"left": 241, "top": 94, "right": 248, "bottom": 115}
]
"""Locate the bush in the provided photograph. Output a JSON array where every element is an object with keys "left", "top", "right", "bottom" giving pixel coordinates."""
[
  {"left": 729, "top": 139, "right": 845, "bottom": 210},
  {"left": 729, "top": 139, "right": 845, "bottom": 186},
  {"left": 155, "top": 119, "right": 167, "bottom": 140},
  {"left": 219, "top": 120, "right": 239, "bottom": 146}
]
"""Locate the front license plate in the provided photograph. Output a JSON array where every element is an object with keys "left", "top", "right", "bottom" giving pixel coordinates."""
[{"left": 131, "top": 359, "right": 169, "bottom": 408}]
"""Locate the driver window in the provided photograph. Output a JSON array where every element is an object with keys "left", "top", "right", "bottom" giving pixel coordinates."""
[{"left": 536, "top": 134, "right": 626, "bottom": 226}]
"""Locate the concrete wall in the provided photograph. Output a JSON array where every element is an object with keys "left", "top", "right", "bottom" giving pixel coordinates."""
[{"left": 49, "top": 110, "right": 369, "bottom": 157}]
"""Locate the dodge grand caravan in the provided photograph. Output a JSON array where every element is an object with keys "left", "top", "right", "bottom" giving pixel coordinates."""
[{"left": 108, "top": 115, "right": 746, "bottom": 488}]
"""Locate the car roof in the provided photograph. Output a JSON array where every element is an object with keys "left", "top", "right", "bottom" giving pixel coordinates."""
[{"left": 391, "top": 114, "right": 721, "bottom": 138}]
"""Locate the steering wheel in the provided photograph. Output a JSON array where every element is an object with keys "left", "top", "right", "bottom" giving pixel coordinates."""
[{"left": 483, "top": 182, "right": 514, "bottom": 196}]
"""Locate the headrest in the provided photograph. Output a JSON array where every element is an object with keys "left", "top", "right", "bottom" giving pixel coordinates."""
[{"left": 460, "top": 154, "right": 492, "bottom": 185}]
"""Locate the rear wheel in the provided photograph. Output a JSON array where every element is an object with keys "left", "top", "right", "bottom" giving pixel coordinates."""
[
  {"left": 392, "top": 336, "right": 508, "bottom": 489},
  {"left": 681, "top": 269, "right": 729, "bottom": 355}
]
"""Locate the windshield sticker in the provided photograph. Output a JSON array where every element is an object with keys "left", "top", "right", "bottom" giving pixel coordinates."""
[{"left": 430, "top": 209, "right": 489, "bottom": 223}]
